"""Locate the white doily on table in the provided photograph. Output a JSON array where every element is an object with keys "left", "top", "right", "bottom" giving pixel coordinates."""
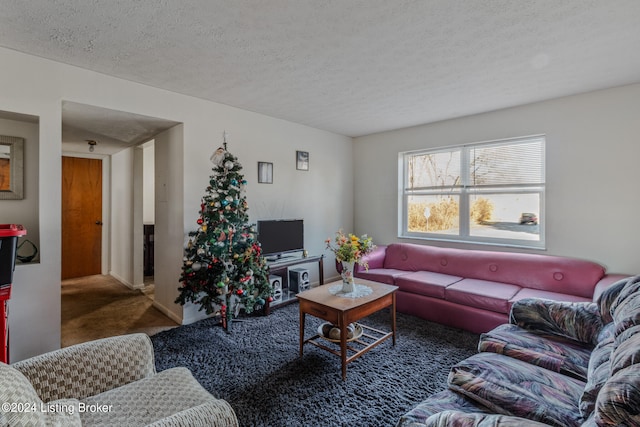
[{"left": 328, "top": 283, "right": 373, "bottom": 298}]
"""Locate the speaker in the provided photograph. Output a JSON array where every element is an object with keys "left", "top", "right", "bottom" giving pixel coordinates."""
[
  {"left": 289, "top": 268, "right": 310, "bottom": 293},
  {"left": 269, "top": 275, "right": 283, "bottom": 304}
]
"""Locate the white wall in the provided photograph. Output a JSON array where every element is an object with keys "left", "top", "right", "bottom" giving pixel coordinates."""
[
  {"left": 153, "top": 125, "right": 185, "bottom": 324},
  {"left": 109, "top": 147, "right": 135, "bottom": 287},
  {"left": 0, "top": 117, "right": 39, "bottom": 262},
  {"left": 105, "top": 143, "right": 153, "bottom": 290},
  {"left": 178, "top": 112, "right": 354, "bottom": 323},
  {"left": 142, "top": 142, "right": 155, "bottom": 225},
  {"left": 354, "top": 83, "right": 640, "bottom": 275},
  {"left": 0, "top": 46, "right": 352, "bottom": 361}
]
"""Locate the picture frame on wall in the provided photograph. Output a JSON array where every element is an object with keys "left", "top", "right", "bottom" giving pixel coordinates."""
[
  {"left": 296, "top": 151, "right": 309, "bottom": 171},
  {"left": 258, "top": 161, "right": 273, "bottom": 184}
]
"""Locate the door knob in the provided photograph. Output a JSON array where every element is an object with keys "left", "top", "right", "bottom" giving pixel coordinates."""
[{"left": 96, "top": 221, "right": 103, "bottom": 225}]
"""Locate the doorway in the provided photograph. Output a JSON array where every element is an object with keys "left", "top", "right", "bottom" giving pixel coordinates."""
[
  {"left": 60, "top": 101, "right": 184, "bottom": 345},
  {"left": 61, "top": 156, "right": 102, "bottom": 279}
]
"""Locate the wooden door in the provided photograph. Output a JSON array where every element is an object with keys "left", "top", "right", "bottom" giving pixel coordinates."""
[
  {"left": 0, "top": 158, "right": 10, "bottom": 190},
  {"left": 61, "top": 157, "right": 102, "bottom": 279}
]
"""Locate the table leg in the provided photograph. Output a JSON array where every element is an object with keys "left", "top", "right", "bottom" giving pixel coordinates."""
[
  {"left": 392, "top": 293, "right": 397, "bottom": 346},
  {"left": 340, "top": 321, "right": 347, "bottom": 380},
  {"left": 299, "top": 310, "right": 305, "bottom": 357}
]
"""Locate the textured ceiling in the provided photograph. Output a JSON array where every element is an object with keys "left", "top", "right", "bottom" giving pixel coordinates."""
[
  {"left": 1, "top": 0, "right": 640, "bottom": 138},
  {"left": 61, "top": 102, "right": 178, "bottom": 154}
]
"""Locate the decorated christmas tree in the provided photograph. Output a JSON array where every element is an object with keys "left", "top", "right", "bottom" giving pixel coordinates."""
[{"left": 175, "top": 138, "right": 272, "bottom": 330}]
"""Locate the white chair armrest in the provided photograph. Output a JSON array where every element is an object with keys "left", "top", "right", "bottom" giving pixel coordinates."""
[{"left": 146, "top": 400, "right": 239, "bottom": 427}]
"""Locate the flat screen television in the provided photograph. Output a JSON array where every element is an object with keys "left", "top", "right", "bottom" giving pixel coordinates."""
[{"left": 257, "top": 219, "right": 304, "bottom": 261}]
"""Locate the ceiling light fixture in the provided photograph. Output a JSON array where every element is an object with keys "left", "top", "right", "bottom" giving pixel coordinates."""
[{"left": 87, "top": 140, "right": 97, "bottom": 152}]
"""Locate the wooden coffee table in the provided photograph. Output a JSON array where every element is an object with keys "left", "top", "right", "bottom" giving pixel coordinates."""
[{"left": 297, "top": 279, "right": 398, "bottom": 380}]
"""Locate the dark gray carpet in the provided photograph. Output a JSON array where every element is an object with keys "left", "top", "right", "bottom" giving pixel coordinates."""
[{"left": 152, "top": 302, "right": 479, "bottom": 427}]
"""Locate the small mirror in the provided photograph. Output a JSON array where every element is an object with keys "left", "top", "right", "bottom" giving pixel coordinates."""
[{"left": 0, "top": 135, "right": 24, "bottom": 200}]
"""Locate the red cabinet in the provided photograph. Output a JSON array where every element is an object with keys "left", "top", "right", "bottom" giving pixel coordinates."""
[{"left": 0, "top": 224, "right": 26, "bottom": 363}]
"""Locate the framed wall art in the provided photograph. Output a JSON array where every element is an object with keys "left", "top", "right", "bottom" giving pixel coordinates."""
[
  {"left": 258, "top": 161, "right": 273, "bottom": 184},
  {"left": 0, "top": 135, "right": 24, "bottom": 200},
  {"left": 296, "top": 150, "right": 309, "bottom": 171}
]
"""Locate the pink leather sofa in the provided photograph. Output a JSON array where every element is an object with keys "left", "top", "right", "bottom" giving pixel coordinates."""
[{"left": 355, "top": 243, "right": 626, "bottom": 333}]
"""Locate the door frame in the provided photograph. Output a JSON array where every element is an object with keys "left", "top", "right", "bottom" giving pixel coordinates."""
[{"left": 61, "top": 147, "right": 152, "bottom": 290}]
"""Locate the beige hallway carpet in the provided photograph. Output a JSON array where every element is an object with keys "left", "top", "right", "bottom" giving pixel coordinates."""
[{"left": 61, "top": 274, "right": 179, "bottom": 348}]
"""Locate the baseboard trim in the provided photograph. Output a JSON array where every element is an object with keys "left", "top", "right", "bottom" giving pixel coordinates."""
[
  {"left": 108, "top": 271, "right": 136, "bottom": 289},
  {"left": 152, "top": 300, "right": 183, "bottom": 325},
  {"left": 325, "top": 274, "right": 340, "bottom": 284}
]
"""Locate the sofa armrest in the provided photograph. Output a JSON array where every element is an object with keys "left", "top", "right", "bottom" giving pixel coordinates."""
[
  {"left": 354, "top": 245, "right": 387, "bottom": 273},
  {"left": 13, "top": 333, "right": 156, "bottom": 402},
  {"left": 509, "top": 298, "right": 603, "bottom": 345},
  {"left": 592, "top": 273, "right": 630, "bottom": 302},
  {"left": 146, "top": 400, "right": 239, "bottom": 427},
  {"left": 424, "top": 410, "right": 551, "bottom": 426}
]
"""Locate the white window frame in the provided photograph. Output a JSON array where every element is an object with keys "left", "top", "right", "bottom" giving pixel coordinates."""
[{"left": 398, "top": 135, "right": 546, "bottom": 249}]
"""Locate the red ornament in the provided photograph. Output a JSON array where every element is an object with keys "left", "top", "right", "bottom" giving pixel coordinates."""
[
  {"left": 197, "top": 218, "right": 204, "bottom": 225},
  {"left": 267, "top": 296, "right": 274, "bottom": 302},
  {"left": 236, "top": 289, "right": 244, "bottom": 295}
]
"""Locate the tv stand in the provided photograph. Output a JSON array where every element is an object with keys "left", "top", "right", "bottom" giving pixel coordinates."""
[
  {"left": 266, "top": 254, "right": 296, "bottom": 262},
  {"left": 265, "top": 254, "right": 324, "bottom": 314}
]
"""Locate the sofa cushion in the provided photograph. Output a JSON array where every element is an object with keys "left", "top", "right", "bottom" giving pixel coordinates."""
[
  {"left": 383, "top": 243, "right": 438, "bottom": 272},
  {"left": 41, "top": 399, "right": 83, "bottom": 426},
  {"left": 510, "top": 299, "right": 603, "bottom": 346},
  {"left": 612, "top": 288, "right": 640, "bottom": 341},
  {"left": 610, "top": 324, "right": 640, "bottom": 375},
  {"left": 448, "top": 352, "right": 585, "bottom": 427},
  {"left": 579, "top": 325, "right": 615, "bottom": 419},
  {"left": 597, "top": 277, "right": 629, "bottom": 324},
  {"left": 445, "top": 279, "right": 521, "bottom": 314},
  {"left": 479, "top": 323, "right": 592, "bottom": 381},
  {"left": 395, "top": 271, "right": 462, "bottom": 299},
  {"left": 594, "top": 363, "right": 640, "bottom": 426},
  {"left": 355, "top": 268, "right": 409, "bottom": 285},
  {"left": 510, "top": 288, "right": 591, "bottom": 306},
  {"left": 396, "top": 389, "right": 490, "bottom": 427},
  {"left": 611, "top": 275, "right": 640, "bottom": 324},
  {"left": 445, "top": 251, "right": 603, "bottom": 298},
  {"left": 80, "top": 366, "right": 216, "bottom": 426},
  {"left": 424, "top": 410, "right": 551, "bottom": 427}
]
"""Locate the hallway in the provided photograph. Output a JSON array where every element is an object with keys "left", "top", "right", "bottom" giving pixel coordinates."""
[{"left": 61, "top": 274, "right": 179, "bottom": 347}]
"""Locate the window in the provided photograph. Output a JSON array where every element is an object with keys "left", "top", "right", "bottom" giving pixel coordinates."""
[{"left": 399, "top": 135, "right": 545, "bottom": 248}]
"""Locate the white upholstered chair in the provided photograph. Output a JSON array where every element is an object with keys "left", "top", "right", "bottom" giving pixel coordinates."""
[{"left": 1, "top": 333, "right": 238, "bottom": 426}]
